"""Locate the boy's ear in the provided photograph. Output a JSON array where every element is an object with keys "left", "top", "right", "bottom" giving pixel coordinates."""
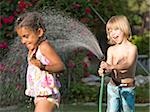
[{"left": 37, "top": 28, "right": 44, "bottom": 37}]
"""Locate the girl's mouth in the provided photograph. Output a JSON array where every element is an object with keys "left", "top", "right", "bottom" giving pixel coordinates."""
[{"left": 26, "top": 43, "right": 32, "bottom": 48}]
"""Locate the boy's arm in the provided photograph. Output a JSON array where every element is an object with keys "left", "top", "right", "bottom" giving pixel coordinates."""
[
  {"left": 106, "top": 47, "right": 113, "bottom": 65},
  {"left": 111, "top": 45, "right": 137, "bottom": 71},
  {"left": 99, "top": 47, "right": 113, "bottom": 73}
]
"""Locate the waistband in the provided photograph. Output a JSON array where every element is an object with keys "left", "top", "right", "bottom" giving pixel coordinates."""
[
  {"left": 110, "top": 79, "right": 135, "bottom": 87},
  {"left": 37, "top": 95, "right": 52, "bottom": 98}
]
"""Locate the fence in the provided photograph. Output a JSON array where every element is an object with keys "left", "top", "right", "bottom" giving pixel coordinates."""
[{"left": 138, "top": 55, "right": 149, "bottom": 75}]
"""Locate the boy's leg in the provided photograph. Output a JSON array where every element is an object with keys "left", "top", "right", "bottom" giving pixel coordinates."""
[
  {"left": 121, "top": 87, "right": 135, "bottom": 112},
  {"left": 107, "top": 82, "right": 121, "bottom": 112}
]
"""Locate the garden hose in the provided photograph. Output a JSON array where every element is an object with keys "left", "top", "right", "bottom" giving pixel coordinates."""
[{"left": 99, "top": 74, "right": 104, "bottom": 112}]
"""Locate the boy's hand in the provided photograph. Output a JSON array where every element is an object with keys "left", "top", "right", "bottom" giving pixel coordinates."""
[
  {"left": 100, "top": 61, "right": 112, "bottom": 73},
  {"left": 98, "top": 67, "right": 104, "bottom": 77}
]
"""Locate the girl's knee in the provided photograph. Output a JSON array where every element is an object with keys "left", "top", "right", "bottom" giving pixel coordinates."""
[{"left": 34, "top": 100, "right": 55, "bottom": 112}]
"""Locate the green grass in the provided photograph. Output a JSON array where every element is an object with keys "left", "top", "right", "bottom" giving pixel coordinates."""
[
  {"left": 60, "top": 105, "right": 150, "bottom": 112},
  {"left": 0, "top": 104, "right": 149, "bottom": 112}
]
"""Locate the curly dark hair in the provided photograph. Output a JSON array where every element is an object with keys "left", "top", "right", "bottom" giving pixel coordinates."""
[{"left": 15, "top": 11, "right": 46, "bottom": 33}]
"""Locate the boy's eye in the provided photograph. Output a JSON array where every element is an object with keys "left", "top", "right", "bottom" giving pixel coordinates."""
[
  {"left": 114, "top": 28, "right": 119, "bottom": 30},
  {"left": 108, "top": 29, "right": 112, "bottom": 33}
]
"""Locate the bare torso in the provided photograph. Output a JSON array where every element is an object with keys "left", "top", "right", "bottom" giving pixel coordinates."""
[{"left": 110, "top": 42, "right": 137, "bottom": 84}]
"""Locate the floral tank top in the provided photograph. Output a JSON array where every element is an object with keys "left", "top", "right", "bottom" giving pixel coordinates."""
[{"left": 25, "top": 48, "right": 61, "bottom": 97}]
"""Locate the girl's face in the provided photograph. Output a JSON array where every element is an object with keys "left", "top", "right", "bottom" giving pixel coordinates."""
[
  {"left": 16, "top": 27, "right": 43, "bottom": 50},
  {"left": 108, "top": 28, "right": 125, "bottom": 44}
]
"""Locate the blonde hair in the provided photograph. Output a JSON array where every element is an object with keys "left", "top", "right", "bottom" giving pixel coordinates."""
[{"left": 106, "top": 15, "right": 132, "bottom": 45}]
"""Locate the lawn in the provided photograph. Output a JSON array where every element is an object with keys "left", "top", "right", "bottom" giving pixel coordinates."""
[{"left": 0, "top": 104, "right": 149, "bottom": 112}]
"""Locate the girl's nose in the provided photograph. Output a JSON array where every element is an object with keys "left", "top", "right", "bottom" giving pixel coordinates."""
[{"left": 21, "top": 38, "right": 26, "bottom": 44}]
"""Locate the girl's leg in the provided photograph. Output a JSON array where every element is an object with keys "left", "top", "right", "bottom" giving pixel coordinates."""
[{"left": 34, "top": 99, "right": 56, "bottom": 112}]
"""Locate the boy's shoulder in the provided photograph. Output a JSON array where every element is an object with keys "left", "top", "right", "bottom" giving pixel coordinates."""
[
  {"left": 128, "top": 42, "right": 137, "bottom": 50},
  {"left": 107, "top": 42, "right": 137, "bottom": 52},
  {"left": 124, "top": 42, "right": 138, "bottom": 54},
  {"left": 108, "top": 45, "right": 116, "bottom": 50},
  {"left": 107, "top": 45, "right": 115, "bottom": 54}
]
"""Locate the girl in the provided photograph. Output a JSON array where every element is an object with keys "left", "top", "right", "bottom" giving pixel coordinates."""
[
  {"left": 15, "top": 12, "right": 65, "bottom": 112},
  {"left": 98, "top": 15, "right": 138, "bottom": 112}
]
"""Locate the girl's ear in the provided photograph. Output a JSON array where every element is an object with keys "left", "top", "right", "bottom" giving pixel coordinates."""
[{"left": 37, "top": 28, "right": 44, "bottom": 37}]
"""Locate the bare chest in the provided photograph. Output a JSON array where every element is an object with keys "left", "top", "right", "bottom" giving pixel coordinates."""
[{"left": 112, "top": 47, "right": 129, "bottom": 65}]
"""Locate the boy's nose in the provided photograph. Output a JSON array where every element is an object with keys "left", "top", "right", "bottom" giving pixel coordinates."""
[
  {"left": 110, "top": 30, "right": 116, "bottom": 37},
  {"left": 110, "top": 32, "right": 114, "bottom": 37},
  {"left": 111, "top": 30, "right": 115, "bottom": 34}
]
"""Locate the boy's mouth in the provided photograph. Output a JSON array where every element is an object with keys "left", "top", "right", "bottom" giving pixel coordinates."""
[{"left": 113, "top": 35, "right": 119, "bottom": 39}]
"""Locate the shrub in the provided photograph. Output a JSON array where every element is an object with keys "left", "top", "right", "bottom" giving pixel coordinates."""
[
  {"left": 131, "top": 32, "right": 149, "bottom": 55},
  {"left": 0, "top": 0, "right": 34, "bottom": 40},
  {"left": 69, "top": 82, "right": 100, "bottom": 103}
]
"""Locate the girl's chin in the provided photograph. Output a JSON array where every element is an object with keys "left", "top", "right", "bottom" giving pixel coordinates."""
[{"left": 26, "top": 46, "right": 34, "bottom": 50}]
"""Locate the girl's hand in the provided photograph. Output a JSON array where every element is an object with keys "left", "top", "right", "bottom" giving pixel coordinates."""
[{"left": 30, "top": 58, "right": 41, "bottom": 68}]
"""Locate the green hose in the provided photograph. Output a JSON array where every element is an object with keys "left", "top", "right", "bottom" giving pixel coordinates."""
[{"left": 99, "top": 75, "right": 104, "bottom": 112}]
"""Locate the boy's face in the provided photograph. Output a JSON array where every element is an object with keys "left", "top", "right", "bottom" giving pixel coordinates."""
[
  {"left": 109, "top": 28, "right": 125, "bottom": 44},
  {"left": 16, "top": 27, "right": 42, "bottom": 50}
]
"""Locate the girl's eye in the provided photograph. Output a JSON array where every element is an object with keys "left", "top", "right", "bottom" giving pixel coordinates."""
[{"left": 22, "top": 34, "right": 29, "bottom": 39}]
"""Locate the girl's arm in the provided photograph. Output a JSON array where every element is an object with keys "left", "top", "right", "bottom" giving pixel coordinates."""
[
  {"left": 40, "top": 41, "right": 65, "bottom": 73},
  {"left": 30, "top": 40, "right": 65, "bottom": 73}
]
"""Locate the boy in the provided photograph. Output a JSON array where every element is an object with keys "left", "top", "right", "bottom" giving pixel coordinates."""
[{"left": 98, "top": 15, "right": 138, "bottom": 112}]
